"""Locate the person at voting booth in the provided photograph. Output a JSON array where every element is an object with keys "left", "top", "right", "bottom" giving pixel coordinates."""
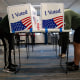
[
  {"left": 0, "top": 15, "right": 17, "bottom": 72},
  {"left": 64, "top": 9, "right": 80, "bottom": 71}
]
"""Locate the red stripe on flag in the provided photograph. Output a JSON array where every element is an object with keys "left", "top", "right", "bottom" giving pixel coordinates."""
[
  {"left": 54, "top": 18, "right": 63, "bottom": 22},
  {"left": 58, "top": 24, "right": 63, "bottom": 28},
  {"left": 57, "top": 22, "right": 63, "bottom": 26},
  {"left": 53, "top": 16, "right": 63, "bottom": 28},
  {"left": 26, "top": 22, "right": 32, "bottom": 27},
  {"left": 21, "top": 16, "right": 32, "bottom": 29},
  {"left": 22, "top": 18, "right": 31, "bottom": 23},
  {"left": 54, "top": 16, "right": 63, "bottom": 19},
  {"left": 27, "top": 25, "right": 32, "bottom": 29},
  {"left": 54, "top": 16, "right": 63, "bottom": 23},
  {"left": 22, "top": 16, "right": 31, "bottom": 21},
  {"left": 54, "top": 20, "right": 63, "bottom": 24},
  {"left": 22, "top": 20, "right": 31, "bottom": 25}
]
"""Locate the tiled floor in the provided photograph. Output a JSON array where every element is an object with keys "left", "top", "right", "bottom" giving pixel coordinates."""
[{"left": 0, "top": 44, "right": 80, "bottom": 80}]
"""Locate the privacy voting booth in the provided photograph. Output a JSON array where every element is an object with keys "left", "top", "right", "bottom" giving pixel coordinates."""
[
  {"left": 41, "top": 3, "right": 64, "bottom": 32},
  {"left": 7, "top": 3, "right": 71, "bottom": 33},
  {"left": 7, "top": 4, "right": 37, "bottom": 33},
  {"left": 40, "top": 3, "right": 71, "bottom": 32}
]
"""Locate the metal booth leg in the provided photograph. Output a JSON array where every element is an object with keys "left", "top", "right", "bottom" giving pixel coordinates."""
[
  {"left": 26, "top": 33, "right": 29, "bottom": 59},
  {"left": 66, "top": 43, "right": 69, "bottom": 73},
  {"left": 16, "top": 33, "right": 21, "bottom": 73}
]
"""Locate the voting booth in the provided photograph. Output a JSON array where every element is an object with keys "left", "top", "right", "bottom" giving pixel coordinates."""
[
  {"left": 7, "top": 3, "right": 71, "bottom": 33},
  {"left": 7, "top": 4, "right": 37, "bottom": 33},
  {"left": 40, "top": 3, "right": 64, "bottom": 32}
]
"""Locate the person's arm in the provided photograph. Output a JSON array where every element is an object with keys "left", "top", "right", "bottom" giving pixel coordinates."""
[{"left": 0, "top": 15, "right": 10, "bottom": 33}]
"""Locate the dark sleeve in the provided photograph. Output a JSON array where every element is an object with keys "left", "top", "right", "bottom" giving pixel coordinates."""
[{"left": 0, "top": 15, "right": 10, "bottom": 34}]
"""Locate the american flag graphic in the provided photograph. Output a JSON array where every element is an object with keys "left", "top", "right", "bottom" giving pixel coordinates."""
[
  {"left": 11, "top": 16, "right": 32, "bottom": 32},
  {"left": 42, "top": 16, "right": 63, "bottom": 29}
]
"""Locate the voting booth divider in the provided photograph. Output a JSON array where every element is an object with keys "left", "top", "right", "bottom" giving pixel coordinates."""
[
  {"left": 7, "top": 4, "right": 37, "bottom": 33},
  {"left": 7, "top": 3, "right": 70, "bottom": 73},
  {"left": 41, "top": 3, "right": 64, "bottom": 32},
  {"left": 7, "top": 3, "right": 71, "bottom": 33}
]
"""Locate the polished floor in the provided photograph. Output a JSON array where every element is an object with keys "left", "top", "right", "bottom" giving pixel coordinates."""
[{"left": 0, "top": 44, "right": 80, "bottom": 80}]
